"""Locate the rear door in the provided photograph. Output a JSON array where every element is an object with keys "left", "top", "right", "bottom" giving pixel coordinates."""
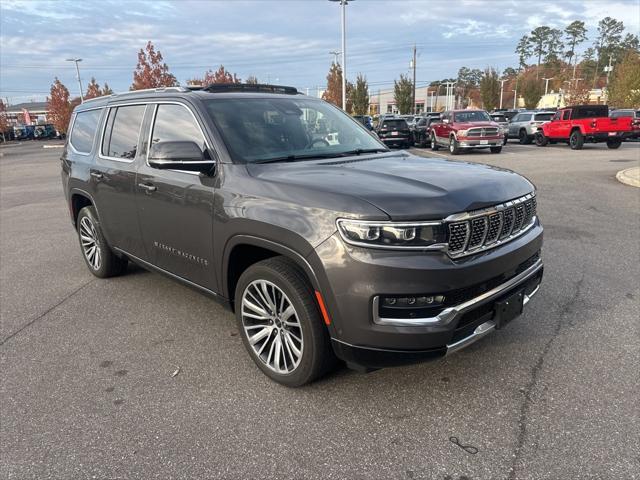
[
  {"left": 135, "top": 102, "right": 217, "bottom": 290},
  {"left": 93, "top": 103, "right": 148, "bottom": 257},
  {"left": 556, "top": 109, "right": 573, "bottom": 138}
]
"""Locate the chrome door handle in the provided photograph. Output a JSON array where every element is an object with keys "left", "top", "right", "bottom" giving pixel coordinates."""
[
  {"left": 138, "top": 183, "right": 157, "bottom": 193},
  {"left": 90, "top": 171, "right": 103, "bottom": 180}
]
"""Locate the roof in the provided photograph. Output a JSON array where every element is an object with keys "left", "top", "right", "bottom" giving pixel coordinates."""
[
  {"left": 75, "top": 84, "right": 307, "bottom": 113},
  {"left": 6, "top": 101, "right": 48, "bottom": 113}
]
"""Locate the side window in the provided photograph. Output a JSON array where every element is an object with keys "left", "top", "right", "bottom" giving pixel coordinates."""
[
  {"left": 553, "top": 112, "right": 561, "bottom": 121},
  {"left": 151, "top": 104, "right": 206, "bottom": 152},
  {"left": 562, "top": 110, "right": 571, "bottom": 120},
  {"left": 102, "top": 105, "right": 146, "bottom": 159},
  {"left": 70, "top": 109, "right": 102, "bottom": 154},
  {"left": 512, "top": 114, "right": 521, "bottom": 122}
]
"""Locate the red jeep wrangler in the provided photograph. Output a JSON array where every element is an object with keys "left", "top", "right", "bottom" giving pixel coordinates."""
[
  {"left": 535, "top": 105, "right": 635, "bottom": 150},
  {"left": 430, "top": 109, "right": 503, "bottom": 154}
]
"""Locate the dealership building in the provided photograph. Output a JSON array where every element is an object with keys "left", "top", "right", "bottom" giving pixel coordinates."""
[{"left": 4, "top": 101, "right": 49, "bottom": 126}]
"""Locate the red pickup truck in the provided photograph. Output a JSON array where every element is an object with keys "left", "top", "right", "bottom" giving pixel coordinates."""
[
  {"left": 535, "top": 105, "right": 636, "bottom": 150},
  {"left": 430, "top": 109, "right": 503, "bottom": 154}
]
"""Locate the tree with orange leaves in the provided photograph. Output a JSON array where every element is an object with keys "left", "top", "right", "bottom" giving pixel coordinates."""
[
  {"left": 189, "top": 65, "right": 242, "bottom": 86},
  {"left": 85, "top": 77, "right": 102, "bottom": 99},
  {"left": 0, "top": 99, "right": 8, "bottom": 141},
  {"left": 131, "top": 41, "right": 177, "bottom": 90},
  {"left": 47, "top": 78, "right": 73, "bottom": 134}
]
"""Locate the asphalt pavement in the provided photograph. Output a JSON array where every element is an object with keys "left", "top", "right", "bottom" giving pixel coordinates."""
[{"left": 1, "top": 140, "right": 639, "bottom": 479}]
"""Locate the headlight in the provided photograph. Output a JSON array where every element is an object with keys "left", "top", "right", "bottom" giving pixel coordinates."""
[
  {"left": 457, "top": 129, "right": 468, "bottom": 137},
  {"left": 336, "top": 219, "right": 447, "bottom": 249}
]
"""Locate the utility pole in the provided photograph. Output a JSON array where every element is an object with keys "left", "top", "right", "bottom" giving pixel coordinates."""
[
  {"left": 499, "top": 79, "right": 507, "bottom": 109},
  {"left": 604, "top": 55, "right": 614, "bottom": 86},
  {"left": 542, "top": 77, "right": 553, "bottom": 95},
  {"left": 329, "top": 0, "right": 352, "bottom": 111},
  {"left": 66, "top": 58, "right": 84, "bottom": 102},
  {"left": 411, "top": 44, "right": 417, "bottom": 114},
  {"left": 513, "top": 89, "right": 517, "bottom": 109}
]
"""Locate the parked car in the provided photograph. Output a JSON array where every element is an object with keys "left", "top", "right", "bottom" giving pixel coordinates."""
[
  {"left": 489, "top": 113, "right": 509, "bottom": 145},
  {"left": 375, "top": 117, "right": 412, "bottom": 148},
  {"left": 13, "top": 124, "right": 35, "bottom": 140},
  {"left": 610, "top": 109, "right": 640, "bottom": 139},
  {"left": 507, "top": 111, "right": 555, "bottom": 144},
  {"left": 34, "top": 124, "right": 57, "bottom": 140},
  {"left": 353, "top": 115, "right": 373, "bottom": 130},
  {"left": 62, "top": 83, "right": 543, "bottom": 386},
  {"left": 535, "top": 105, "right": 636, "bottom": 149},
  {"left": 412, "top": 114, "right": 441, "bottom": 147},
  {"left": 430, "top": 109, "right": 503, "bottom": 154}
]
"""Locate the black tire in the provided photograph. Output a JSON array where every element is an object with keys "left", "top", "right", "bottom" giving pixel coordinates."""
[
  {"left": 235, "top": 257, "right": 336, "bottom": 387},
  {"left": 606, "top": 139, "right": 622, "bottom": 149},
  {"left": 418, "top": 133, "right": 427, "bottom": 148},
  {"left": 519, "top": 129, "right": 532, "bottom": 145},
  {"left": 490, "top": 146, "right": 502, "bottom": 154},
  {"left": 449, "top": 136, "right": 460, "bottom": 155},
  {"left": 535, "top": 132, "right": 549, "bottom": 147},
  {"left": 503, "top": 135, "right": 508, "bottom": 146},
  {"left": 430, "top": 132, "right": 439, "bottom": 151},
  {"left": 76, "top": 206, "right": 127, "bottom": 278},
  {"left": 569, "top": 129, "right": 584, "bottom": 150}
]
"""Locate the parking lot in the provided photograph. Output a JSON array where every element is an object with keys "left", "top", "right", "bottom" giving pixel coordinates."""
[{"left": 1, "top": 140, "right": 638, "bottom": 479}]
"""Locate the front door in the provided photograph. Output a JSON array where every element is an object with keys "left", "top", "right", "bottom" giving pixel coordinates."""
[{"left": 135, "top": 102, "right": 217, "bottom": 291}]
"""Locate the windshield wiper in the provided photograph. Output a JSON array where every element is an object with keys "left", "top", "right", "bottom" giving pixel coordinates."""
[
  {"left": 254, "top": 153, "right": 341, "bottom": 164},
  {"left": 336, "top": 148, "right": 389, "bottom": 156}
]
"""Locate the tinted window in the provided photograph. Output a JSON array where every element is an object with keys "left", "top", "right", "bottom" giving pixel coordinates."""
[
  {"left": 417, "top": 118, "right": 427, "bottom": 126},
  {"left": 611, "top": 110, "right": 633, "bottom": 118},
  {"left": 381, "top": 119, "right": 408, "bottom": 129},
  {"left": 151, "top": 104, "right": 206, "bottom": 151},
  {"left": 492, "top": 115, "right": 507, "bottom": 122},
  {"left": 534, "top": 113, "right": 554, "bottom": 121},
  {"left": 70, "top": 109, "right": 102, "bottom": 153},
  {"left": 453, "top": 111, "right": 491, "bottom": 122},
  {"left": 562, "top": 110, "right": 571, "bottom": 120},
  {"left": 102, "top": 105, "right": 145, "bottom": 159}
]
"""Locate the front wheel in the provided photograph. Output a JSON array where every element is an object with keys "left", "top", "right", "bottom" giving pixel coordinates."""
[
  {"left": 569, "top": 130, "right": 584, "bottom": 150},
  {"left": 449, "top": 136, "right": 460, "bottom": 155},
  {"left": 77, "top": 206, "right": 127, "bottom": 278},
  {"left": 235, "top": 257, "right": 335, "bottom": 387},
  {"left": 606, "top": 138, "right": 622, "bottom": 149},
  {"left": 519, "top": 129, "right": 531, "bottom": 145},
  {"left": 490, "top": 146, "right": 502, "bottom": 154}
]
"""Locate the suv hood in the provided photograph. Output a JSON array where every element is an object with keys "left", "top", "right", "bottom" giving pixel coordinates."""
[
  {"left": 247, "top": 152, "right": 534, "bottom": 221},
  {"left": 453, "top": 121, "right": 500, "bottom": 129}
]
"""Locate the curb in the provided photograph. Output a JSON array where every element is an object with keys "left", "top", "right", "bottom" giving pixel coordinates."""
[{"left": 616, "top": 167, "right": 640, "bottom": 188}]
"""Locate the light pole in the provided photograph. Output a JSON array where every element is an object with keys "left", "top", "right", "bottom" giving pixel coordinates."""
[
  {"left": 542, "top": 77, "right": 553, "bottom": 95},
  {"left": 329, "top": 0, "right": 352, "bottom": 111},
  {"left": 512, "top": 89, "right": 517, "bottom": 109},
  {"left": 66, "top": 58, "right": 84, "bottom": 102},
  {"left": 499, "top": 79, "right": 507, "bottom": 109},
  {"left": 329, "top": 50, "right": 341, "bottom": 65}
]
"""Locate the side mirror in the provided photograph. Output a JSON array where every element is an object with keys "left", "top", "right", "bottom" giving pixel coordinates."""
[{"left": 148, "top": 141, "right": 215, "bottom": 173}]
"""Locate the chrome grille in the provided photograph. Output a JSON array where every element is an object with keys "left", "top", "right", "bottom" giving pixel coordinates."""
[
  {"left": 446, "top": 193, "right": 537, "bottom": 258},
  {"left": 467, "top": 127, "right": 499, "bottom": 137}
]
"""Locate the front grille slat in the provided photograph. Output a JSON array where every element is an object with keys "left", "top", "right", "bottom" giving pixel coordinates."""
[{"left": 446, "top": 194, "right": 537, "bottom": 258}]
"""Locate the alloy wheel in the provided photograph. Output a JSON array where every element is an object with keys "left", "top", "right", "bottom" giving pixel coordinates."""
[
  {"left": 79, "top": 216, "right": 101, "bottom": 270},
  {"left": 241, "top": 280, "right": 303, "bottom": 374}
]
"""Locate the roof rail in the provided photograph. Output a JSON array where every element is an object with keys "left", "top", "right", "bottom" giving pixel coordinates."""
[
  {"left": 79, "top": 86, "right": 193, "bottom": 104},
  {"left": 201, "top": 83, "right": 298, "bottom": 95}
]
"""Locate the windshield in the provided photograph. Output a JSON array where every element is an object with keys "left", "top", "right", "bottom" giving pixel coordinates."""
[
  {"left": 491, "top": 115, "right": 507, "bottom": 122},
  {"left": 534, "top": 113, "right": 554, "bottom": 121},
  {"left": 204, "top": 97, "right": 385, "bottom": 163},
  {"left": 453, "top": 111, "right": 491, "bottom": 122}
]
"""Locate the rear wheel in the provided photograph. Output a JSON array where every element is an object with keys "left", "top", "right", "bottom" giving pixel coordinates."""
[
  {"left": 535, "top": 132, "right": 549, "bottom": 147},
  {"left": 235, "top": 257, "right": 335, "bottom": 387},
  {"left": 569, "top": 129, "right": 584, "bottom": 150},
  {"left": 519, "top": 129, "right": 531, "bottom": 145},
  {"left": 490, "top": 146, "right": 502, "bottom": 154},
  {"left": 77, "top": 206, "right": 127, "bottom": 278},
  {"left": 606, "top": 138, "right": 622, "bottom": 149},
  {"left": 503, "top": 135, "right": 508, "bottom": 145},
  {"left": 430, "top": 132, "right": 439, "bottom": 151},
  {"left": 449, "top": 136, "right": 460, "bottom": 155}
]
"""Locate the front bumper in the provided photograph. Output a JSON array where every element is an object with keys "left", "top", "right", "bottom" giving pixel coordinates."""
[
  {"left": 457, "top": 137, "right": 503, "bottom": 148},
  {"left": 380, "top": 136, "right": 410, "bottom": 145},
  {"left": 310, "top": 221, "right": 544, "bottom": 369}
]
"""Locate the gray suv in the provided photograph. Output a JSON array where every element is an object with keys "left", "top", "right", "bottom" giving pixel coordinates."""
[
  {"left": 61, "top": 84, "right": 544, "bottom": 386},
  {"left": 508, "top": 111, "right": 555, "bottom": 144}
]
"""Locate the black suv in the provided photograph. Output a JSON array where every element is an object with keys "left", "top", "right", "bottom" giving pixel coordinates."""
[
  {"left": 61, "top": 84, "right": 543, "bottom": 386},
  {"left": 374, "top": 117, "right": 412, "bottom": 148}
]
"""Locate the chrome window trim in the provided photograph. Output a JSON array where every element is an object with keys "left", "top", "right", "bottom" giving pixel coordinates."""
[
  {"left": 97, "top": 103, "right": 148, "bottom": 164},
  {"left": 372, "top": 258, "right": 543, "bottom": 327},
  {"left": 145, "top": 101, "right": 215, "bottom": 176},
  {"left": 68, "top": 107, "right": 104, "bottom": 156}
]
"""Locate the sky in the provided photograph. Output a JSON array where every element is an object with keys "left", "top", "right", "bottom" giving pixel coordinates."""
[{"left": 1, "top": 0, "right": 639, "bottom": 104}]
